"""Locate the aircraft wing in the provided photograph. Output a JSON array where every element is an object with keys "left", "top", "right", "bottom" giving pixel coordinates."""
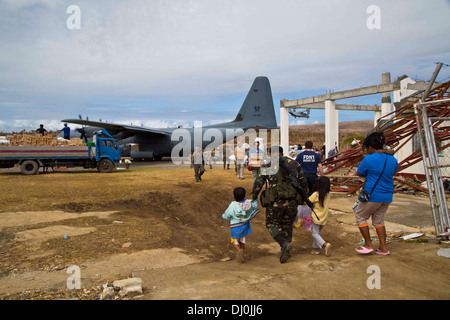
[{"left": 62, "top": 119, "right": 172, "bottom": 136}]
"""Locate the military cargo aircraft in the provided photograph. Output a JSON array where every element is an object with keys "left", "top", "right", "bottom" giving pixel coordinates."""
[{"left": 62, "top": 76, "right": 278, "bottom": 161}]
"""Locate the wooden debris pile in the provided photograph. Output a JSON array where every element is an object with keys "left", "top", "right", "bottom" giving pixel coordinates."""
[
  {"left": 322, "top": 79, "right": 450, "bottom": 195},
  {"left": 393, "top": 175, "right": 429, "bottom": 194}
]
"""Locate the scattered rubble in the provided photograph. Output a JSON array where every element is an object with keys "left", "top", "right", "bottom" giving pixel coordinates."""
[
  {"left": 437, "top": 248, "right": 450, "bottom": 258},
  {"left": 100, "top": 277, "right": 143, "bottom": 300}
]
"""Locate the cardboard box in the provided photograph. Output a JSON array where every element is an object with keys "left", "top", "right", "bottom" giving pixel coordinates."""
[{"left": 249, "top": 152, "right": 263, "bottom": 168}]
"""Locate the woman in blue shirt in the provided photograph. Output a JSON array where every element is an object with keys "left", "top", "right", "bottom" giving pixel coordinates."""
[{"left": 355, "top": 132, "right": 398, "bottom": 256}]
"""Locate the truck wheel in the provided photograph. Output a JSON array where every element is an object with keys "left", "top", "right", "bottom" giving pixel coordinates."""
[
  {"left": 21, "top": 160, "right": 39, "bottom": 175},
  {"left": 97, "top": 159, "right": 114, "bottom": 173}
]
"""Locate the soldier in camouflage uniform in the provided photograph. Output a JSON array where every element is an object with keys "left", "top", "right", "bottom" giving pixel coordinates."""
[{"left": 252, "top": 146, "right": 309, "bottom": 263}]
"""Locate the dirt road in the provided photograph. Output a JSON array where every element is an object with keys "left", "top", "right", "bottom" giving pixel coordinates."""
[{"left": 0, "top": 163, "right": 449, "bottom": 301}]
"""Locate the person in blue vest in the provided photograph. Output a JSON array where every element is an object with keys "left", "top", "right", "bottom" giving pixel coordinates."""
[
  {"left": 60, "top": 123, "right": 71, "bottom": 140},
  {"left": 295, "top": 141, "right": 323, "bottom": 196}
]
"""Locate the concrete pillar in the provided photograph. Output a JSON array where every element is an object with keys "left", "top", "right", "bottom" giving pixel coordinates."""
[
  {"left": 280, "top": 103, "right": 290, "bottom": 153},
  {"left": 393, "top": 77, "right": 416, "bottom": 104},
  {"left": 374, "top": 111, "right": 381, "bottom": 126},
  {"left": 381, "top": 72, "right": 392, "bottom": 115},
  {"left": 375, "top": 72, "right": 392, "bottom": 125},
  {"left": 392, "top": 76, "right": 420, "bottom": 175},
  {"left": 325, "top": 99, "right": 338, "bottom": 156}
]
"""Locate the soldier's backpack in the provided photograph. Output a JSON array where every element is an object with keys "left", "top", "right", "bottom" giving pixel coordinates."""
[
  {"left": 277, "top": 167, "right": 299, "bottom": 200},
  {"left": 260, "top": 181, "right": 277, "bottom": 207},
  {"left": 259, "top": 159, "right": 298, "bottom": 207}
]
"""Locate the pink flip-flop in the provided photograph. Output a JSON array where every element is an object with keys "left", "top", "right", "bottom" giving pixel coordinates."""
[
  {"left": 355, "top": 246, "right": 374, "bottom": 254},
  {"left": 375, "top": 249, "right": 390, "bottom": 256}
]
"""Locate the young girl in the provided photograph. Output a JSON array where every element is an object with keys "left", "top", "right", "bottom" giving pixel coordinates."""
[
  {"left": 309, "top": 176, "right": 332, "bottom": 256},
  {"left": 222, "top": 187, "right": 260, "bottom": 263}
]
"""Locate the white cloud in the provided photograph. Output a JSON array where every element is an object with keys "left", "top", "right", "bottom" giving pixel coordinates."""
[
  {"left": 0, "top": 0, "right": 450, "bottom": 132},
  {"left": 292, "top": 119, "right": 307, "bottom": 126},
  {"left": 115, "top": 119, "right": 189, "bottom": 129},
  {"left": 0, "top": 119, "right": 67, "bottom": 133}
]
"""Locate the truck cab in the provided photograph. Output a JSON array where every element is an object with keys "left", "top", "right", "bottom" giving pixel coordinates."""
[{"left": 92, "top": 129, "right": 121, "bottom": 173}]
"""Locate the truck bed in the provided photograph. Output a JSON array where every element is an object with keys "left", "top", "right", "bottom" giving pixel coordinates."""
[{"left": 0, "top": 146, "right": 91, "bottom": 159}]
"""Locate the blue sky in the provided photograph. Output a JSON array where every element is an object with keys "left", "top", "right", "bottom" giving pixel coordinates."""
[{"left": 1, "top": 0, "right": 450, "bottom": 132}]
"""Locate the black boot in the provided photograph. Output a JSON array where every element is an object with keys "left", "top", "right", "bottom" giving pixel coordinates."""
[
  {"left": 274, "top": 234, "right": 292, "bottom": 264},
  {"left": 274, "top": 234, "right": 285, "bottom": 247},
  {"left": 280, "top": 241, "right": 293, "bottom": 264}
]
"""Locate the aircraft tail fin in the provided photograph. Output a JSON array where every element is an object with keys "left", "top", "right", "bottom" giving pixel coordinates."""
[{"left": 231, "top": 76, "right": 278, "bottom": 129}]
